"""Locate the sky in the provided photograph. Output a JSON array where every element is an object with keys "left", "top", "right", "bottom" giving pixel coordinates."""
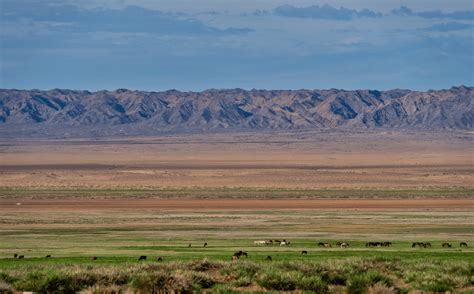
[{"left": 0, "top": 0, "right": 473, "bottom": 91}]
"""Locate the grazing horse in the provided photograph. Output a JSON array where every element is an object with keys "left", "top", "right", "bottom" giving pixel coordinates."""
[
  {"left": 254, "top": 240, "right": 267, "bottom": 246},
  {"left": 460, "top": 242, "right": 468, "bottom": 247},
  {"left": 442, "top": 243, "right": 452, "bottom": 248},
  {"left": 188, "top": 244, "right": 191, "bottom": 247},
  {"left": 266, "top": 256, "right": 272, "bottom": 261},
  {"left": 412, "top": 242, "right": 431, "bottom": 248},
  {"left": 91, "top": 256, "right": 98, "bottom": 261},
  {"left": 367, "top": 242, "right": 392, "bottom": 247},
  {"left": 138, "top": 255, "right": 147, "bottom": 260},
  {"left": 340, "top": 242, "right": 349, "bottom": 248},
  {"left": 45, "top": 255, "right": 51, "bottom": 258},
  {"left": 280, "top": 240, "right": 290, "bottom": 246},
  {"left": 157, "top": 257, "right": 163, "bottom": 262},
  {"left": 18, "top": 255, "right": 24, "bottom": 259},
  {"left": 318, "top": 242, "right": 331, "bottom": 248},
  {"left": 13, "top": 254, "right": 17, "bottom": 259},
  {"left": 234, "top": 250, "right": 243, "bottom": 258},
  {"left": 204, "top": 242, "right": 208, "bottom": 247},
  {"left": 301, "top": 250, "right": 308, "bottom": 255}
]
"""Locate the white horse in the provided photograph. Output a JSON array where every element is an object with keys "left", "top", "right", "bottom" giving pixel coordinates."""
[
  {"left": 254, "top": 240, "right": 267, "bottom": 246},
  {"left": 280, "top": 241, "right": 290, "bottom": 246}
]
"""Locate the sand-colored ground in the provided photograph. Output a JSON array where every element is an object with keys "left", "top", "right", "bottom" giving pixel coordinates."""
[
  {"left": 1, "top": 198, "right": 473, "bottom": 211},
  {"left": 1, "top": 131, "right": 473, "bottom": 189}
]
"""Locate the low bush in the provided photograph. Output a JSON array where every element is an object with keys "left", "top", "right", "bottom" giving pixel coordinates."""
[
  {"left": 326, "top": 272, "right": 347, "bottom": 285},
  {"left": 165, "top": 273, "right": 193, "bottom": 293},
  {"left": 212, "top": 283, "right": 239, "bottom": 293},
  {"left": 191, "top": 272, "right": 215, "bottom": 288},
  {"left": 189, "top": 259, "right": 221, "bottom": 272},
  {"left": 347, "top": 271, "right": 392, "bottom": 294},
  {"left": 366, "top": 282, "right": 398, "bottom": 294},
  {"left": 297, "top": 275, "right": 329, "bottom": 293},
  {"left": 347, "top": 274, "right": 370, "bottom": 294},
  {"left": 0, "top": 280, "right": 13, "bottom": 294},
  {"left": 233, "top": 276, "right": 252, "bottom": 287},
  {"left": 235, "top": 261, "right": 261, "bottom": 278},
  {"left": 257, "top": 269, "right": 299, "bottom": 291},
  {"left": 421, "top": 279, "right": 455, "bottom": 292},
  {"left": 128, "top": 272, "right": 169, "bottom": 293},
  {"left": 13, "top": 271, "right": 84, "bottom": 293},
  {"left": 0, "top": 272, "right": 16, "bottom": 284},
  {"left": 365, "top": 271, "right": 392, "bottom": 287}
]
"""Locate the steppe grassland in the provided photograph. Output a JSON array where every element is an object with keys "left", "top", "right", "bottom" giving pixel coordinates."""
[{"left": 1, "top": 205, "right": 473, "bottom": 293}]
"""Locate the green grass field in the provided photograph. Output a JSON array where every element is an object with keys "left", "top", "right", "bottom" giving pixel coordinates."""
[
  {"left": 0, "top": 250, "right": 473, "bottom": 293},
  {"left": 1, "top": 202, "right": 473, "bottom": 293}
]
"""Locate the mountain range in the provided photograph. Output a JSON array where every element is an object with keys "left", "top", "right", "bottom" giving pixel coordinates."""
[{"left": 0, "top": 86, "right": 472, "bottom": 137}]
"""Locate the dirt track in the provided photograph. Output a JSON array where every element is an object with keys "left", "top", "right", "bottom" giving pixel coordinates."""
[{"left": 1, "top": 198, "right": 473, "bottom": 211}]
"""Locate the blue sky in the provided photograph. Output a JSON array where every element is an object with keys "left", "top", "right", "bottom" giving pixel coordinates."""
[{"left": 1, "top": 0, "right": 473, "bottom": 91}]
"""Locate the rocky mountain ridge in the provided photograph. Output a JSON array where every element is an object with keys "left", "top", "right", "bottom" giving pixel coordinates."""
[{"left": 0, "top": 86, "right": 472, "bottom": 137}]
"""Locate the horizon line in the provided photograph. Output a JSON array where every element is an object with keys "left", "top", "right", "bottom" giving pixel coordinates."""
[{"left": 0, "top": 85, "right": 471, "bottom": 93}]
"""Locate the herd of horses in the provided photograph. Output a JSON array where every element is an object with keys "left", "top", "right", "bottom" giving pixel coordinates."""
[
  {"left": 253, "top": 240, "right": 469, "bottom": 249},
  {"left": 411, "top": 242, "right": 468, "bottom": 248},
  {"left": 9, "top": 241, "right": 469, "bottom": 261}
]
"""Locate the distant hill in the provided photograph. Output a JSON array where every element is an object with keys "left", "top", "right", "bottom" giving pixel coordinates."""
[{"left": 0, "top": 86, "right": 472, "bottom": 137}]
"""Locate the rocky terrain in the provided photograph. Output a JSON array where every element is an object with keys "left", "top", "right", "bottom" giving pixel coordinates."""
[{"left": 0, "top": 86, "right": 472, "bottom": 137}]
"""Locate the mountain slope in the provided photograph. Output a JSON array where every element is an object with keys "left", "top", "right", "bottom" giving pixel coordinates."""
[{"left": 0, "top": 86, "right": 472, "bottom": 136}]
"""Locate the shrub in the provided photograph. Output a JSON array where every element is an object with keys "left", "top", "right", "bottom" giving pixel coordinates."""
[
  {"left": 90, "top": 284, "right": 124, "bottom": 293},
  {"left": 347, "top": 271, "right": 392, "bottom": 294},
  {"left": 398, "top": 288, "right": 409, "bottom": 294},
  {"left": 0, "top": 280, "right": 13, "bottom": 294},
  {"left": 41, "top": 273, "right": 83, "bottom": 293},
  {"left": 367, "top": 282, "right": 398, "bottom": 294},
  {"left": 0, "top": 272, "right": 16, "bottom": 284},
  {"left": 189, "top": 259, "right": 220, "bottom": 272},
  {"left": 191, "top": 272, "right": 215, "bottom": 288},
  {"left": 235, "top": 262, "right": 261, "bottom": 279},
  {"left": 421, "top": 280, "right": 454, "bottom": 292},
  {"left": 128, "top": 272, "right": 170, "bottom": 293},
  {"left": 69, "top": 271, "right": 97, "bottom": 288},
  {"left": 365, "top": 271, "right": 392, "bottom": 287},
  {"left": 14, "top": 271, "right": 84, "bottom": 293},
  {"left": 403, "top": 271, "right": 418, "bottom": 283},
  {"left": 233, "top": 276, "right": 252, "bottom": 287},
  {"left": 165, "top": 274, "right": 193, "bottom": 293},
  {"left": 326, "top": 272, "right": 347, "bottom": 285},
  {"left": 347, "top": 274, "right": 369, "bottom": 294},
  {"left": 297, "top": 275, "right": 329, "bottom": 293},
  {"left": 257, "top": 269, "right": 299, "bottom": 291},
  {"left": 212, "top": 283, "right": 239, "bottom": 293}
]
